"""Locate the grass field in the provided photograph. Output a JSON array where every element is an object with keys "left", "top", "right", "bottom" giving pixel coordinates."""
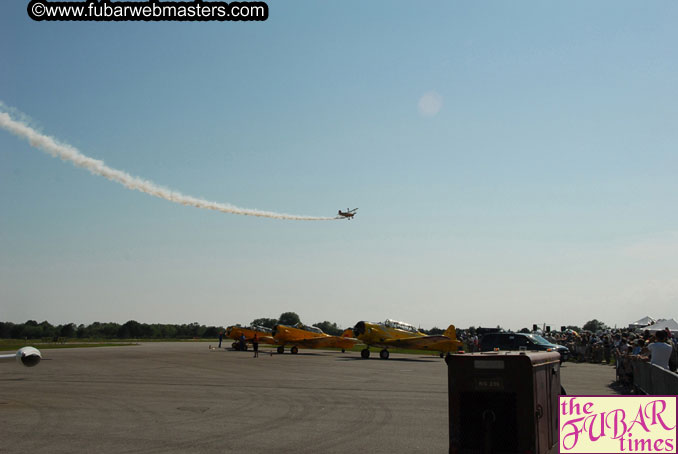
[
  {"left": 0, "top": 338, "right": 225, "bottom": 351},
  {"left": 0, "top": 340, "right": 138, "bottom": 351}
]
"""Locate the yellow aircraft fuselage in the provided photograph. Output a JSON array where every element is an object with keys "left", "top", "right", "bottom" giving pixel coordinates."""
[
  {"left": 354, "top": 322, "right": 425, "bottom": 345},
  {"left": 353, "top": 320, "right": 463, "bottom": 355},
  {"left": 273, "top": 324, "right": 359, "bottom": 351},
  {"left": 226, "top": 326, "right": 275, "bottom": 345}
]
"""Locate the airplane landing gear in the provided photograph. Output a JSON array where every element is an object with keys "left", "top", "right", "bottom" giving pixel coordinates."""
[
  {"left": 360, "top": 348, "right": 370, "bottom": 359},
  {"left": 440, "top": 352, "right": 445, "bottom": 358},
  {"left": 341, "top": 348, "right": 345, "bottom": 353},
  {"left": 379, "top": 349, "right": 389, "bottom": 360},
  {"left": 277, "top": 346, "right": 284, "bottom": 354},
  {"left": 290, "top": 346, "right": 299, "bottom": 354}
]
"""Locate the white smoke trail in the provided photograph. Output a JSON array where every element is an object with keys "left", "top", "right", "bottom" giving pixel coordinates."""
[{"left": 0, "top": 110, "right": 341, "bottom": 221}]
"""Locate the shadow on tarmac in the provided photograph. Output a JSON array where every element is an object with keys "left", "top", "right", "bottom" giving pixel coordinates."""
[
  {"left": 337, "top": 356, "right": 439, "bottom": 363},
  {"left": 222, "top": 349, "right": 441, "bottom": 362}
]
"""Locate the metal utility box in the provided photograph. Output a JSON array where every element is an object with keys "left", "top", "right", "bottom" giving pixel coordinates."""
[{"left": 445, "top": 351, "right": 561, "bottom": 454}]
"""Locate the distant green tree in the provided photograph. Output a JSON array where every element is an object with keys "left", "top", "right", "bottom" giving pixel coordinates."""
[
  {"left": 202, "top": 326, "right": 221, "bottom": 338},
  {"left": 23, "top": 320, "right": 47, "bottom": 339},
  {"left": 0, "top": 320, "right": 250, "bottom": 340},
  {"left": 278, "top": 312, "right": 301, "bottom": 326},
  {"left": 148, "top": 324, "right": 163, "bottom": 339},
  {"left": 188, "top": 322, "right": 204, "bottom": 338},
  {"left": 583, "top": 319, "right": 607, "bottom": 332},
  {"left": 0, "top": 322, "right": 13, "bottom": 338},
  {"left": 118, "top": 320, "right": 143, "bottom": 338},
  {"left": 160, "top": 324, "right": 177, "bottom": 338},
  {"left": 10, "top": 324, "right": 24, "bottom": 338},
  {"left": 60, "top": 323, "right": 76, "bottom": 338},
  {"left": 117, "top": 324, "right": 130, "bottom": 339},
  {"left": 39, "top": 320, "right": 56, "bottom": 338},
  {"left": 174, "top": 322, "right": 202, "bottom": 338},
  {"left": 251, "top": 318, "right": 278, "bottom": 329},
  {"left": 426, "top": 327, "right": 444, "bottom": 335},
  {"left": 139, "top": 323, "right": 154, "bottom": 338},
  {"left": 313, "top": 321, "right": 342, "bottom": 336}
]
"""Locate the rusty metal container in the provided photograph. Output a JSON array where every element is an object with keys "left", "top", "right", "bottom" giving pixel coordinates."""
[{"left": 445, "top": 351, "right": 561, "bottom": 454}]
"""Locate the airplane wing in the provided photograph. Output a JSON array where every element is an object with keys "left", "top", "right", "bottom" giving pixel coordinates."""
[
  {"left": 291, "top": 336, "right": 361, "bottom": 349},
  {"left": 381, "top": 335, "right": 462, "bottom": 352},
  {"left": 255, "top": 336, "right": 276, "bottom": 345}
]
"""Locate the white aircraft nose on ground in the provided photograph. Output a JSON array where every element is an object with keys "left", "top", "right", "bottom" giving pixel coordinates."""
[{"left": 0, "top": 346, "right": 42, "bottom": 367}]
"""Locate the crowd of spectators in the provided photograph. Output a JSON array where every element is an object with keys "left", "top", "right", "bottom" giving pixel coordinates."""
[
  {"left": 545, "top": 327, "right": 677, "bottom": 375},
  {"left": 457, "top": 330, "right": 480, "bottom": 352},
  {"left": 456, "top": 324, "right": 678, "bottom": 391}
]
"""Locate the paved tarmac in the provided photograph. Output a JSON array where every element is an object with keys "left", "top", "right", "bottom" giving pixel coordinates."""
[{"left": 0, "top": 343, "right": 617, "bottom": 454}]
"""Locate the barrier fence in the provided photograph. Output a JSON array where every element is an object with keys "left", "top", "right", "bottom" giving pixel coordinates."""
[{"left": 631, "top": 360, "right": 678, "bottom": 395}]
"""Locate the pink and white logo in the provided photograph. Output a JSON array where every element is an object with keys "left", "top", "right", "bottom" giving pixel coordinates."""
[{"left": 559, "top": 396, "right": 677, "bottom": 453}]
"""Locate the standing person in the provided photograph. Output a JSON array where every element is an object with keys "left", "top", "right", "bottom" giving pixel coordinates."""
[
  {"left": 252, "top": 334, "right": 259, "bottom": 358},
  {"left": 218, "top": 331, "right": 223, "bottom": 349},
  {"left": 644, "top": 330, "right": 673, "bottom": 370},
  {"left": 603, "top": 335, "right": 611, "bottom": 364},
  {"left": 666, "top": 328, "right": 678, "bottom": 372}
]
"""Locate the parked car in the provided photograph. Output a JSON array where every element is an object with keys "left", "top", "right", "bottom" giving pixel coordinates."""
[{"left": 480, "top": 332, "right": 569, "bottom": 362}]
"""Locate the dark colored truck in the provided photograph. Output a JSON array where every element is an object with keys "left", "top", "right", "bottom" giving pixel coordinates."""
[{"left": 480, "top": 333, "right": 569, "bottom": 362}]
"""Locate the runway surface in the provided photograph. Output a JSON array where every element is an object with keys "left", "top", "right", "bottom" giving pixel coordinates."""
[{"left": 0, "top": 342, "right": 617, "bottom": 453}]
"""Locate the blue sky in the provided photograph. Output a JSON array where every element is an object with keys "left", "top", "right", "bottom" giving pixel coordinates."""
[{"left": 1, "top": 1, "right": 677, "bottom": 330}]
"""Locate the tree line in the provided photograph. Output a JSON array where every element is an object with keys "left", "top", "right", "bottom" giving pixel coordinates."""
[
  {"left": 0, "top": 312, "right": 350, "bottom": 340},
  {"left": 0, "top": 320, "right": 225, "bottom": 340},
  {"left": 1, "top": 314, "right": 602, "bottom": 341}
]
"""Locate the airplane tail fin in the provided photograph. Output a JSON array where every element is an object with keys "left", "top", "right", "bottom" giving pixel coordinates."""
[
  {"left": 443, "top": 325, "right": 457, "bottom": 340},
  {"left": 341, "top": 328, "right": 354, "bottom": 338}
]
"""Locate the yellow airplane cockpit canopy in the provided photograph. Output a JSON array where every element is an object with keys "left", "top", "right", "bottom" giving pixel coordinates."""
[
  {"left": 248, "top": 325, "right": 273, "bottom": 333},
  {"left": 294, "top": 323, "right": 324, "bottom": 334},
  {"left": 383, "top": 319, "right": 419, "bottom": 333}
]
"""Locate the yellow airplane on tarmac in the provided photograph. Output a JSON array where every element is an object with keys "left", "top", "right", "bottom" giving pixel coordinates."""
[
  {"left": 226, "top": 325, "right": 276, "bottom": 350},
  {"left": 272, "top": 323, "right": 361, "bottom": 354},
  {"left": 352, "top": 319, "right": 463, "bottom": 359}
]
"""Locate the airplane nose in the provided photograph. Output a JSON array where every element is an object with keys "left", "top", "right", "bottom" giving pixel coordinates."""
[
  {"left": 16, "top": 347, "right": 41, "bottom": 367},
  {"left": 353, "top": 321, "right": 365, "bottom": 337}
]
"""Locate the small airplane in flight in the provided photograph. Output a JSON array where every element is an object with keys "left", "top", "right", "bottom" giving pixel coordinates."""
[
  {"left": 337, "top": 208, "right": 358, "bottom": 219},
  {"left": 272, "top": 323, "right": 360, "bottom": 354},
  {"left": 353, "top": 319, "right": 463, "bottom": 359},
  {"left": 225, "top": 325, "right": 276, "bottom": 350},
  {"left": 0, "top": 346, "right": 42, "bottom": 367}
]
